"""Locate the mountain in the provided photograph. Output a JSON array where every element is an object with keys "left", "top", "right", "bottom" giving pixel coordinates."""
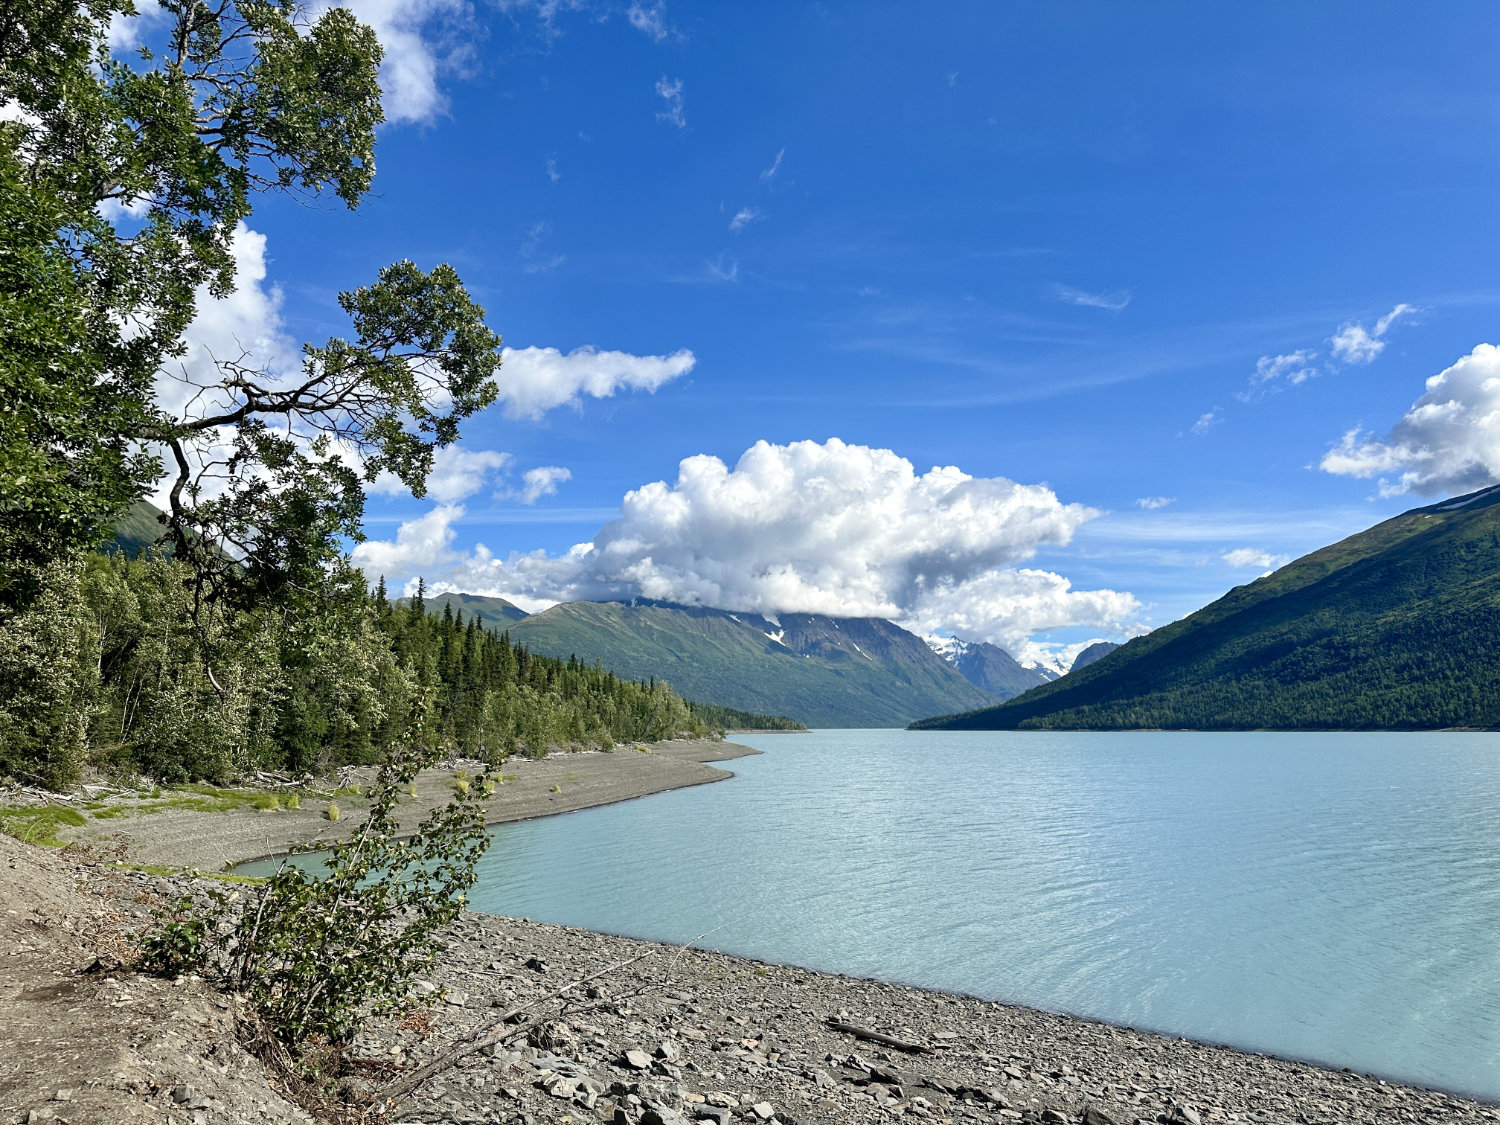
[
  {"left": 912, "top": 484, "right": 1500, "bottom": 731},
  {"left": 1069, "top": 641, "right": 1119, "bottom": 673},
  {"left": 409, "top": 591, "right": 530, "bottom": 630},
  {"left": 108, "top": 499, "right": 168, "bottom": 555},
  {"left": 504, "top": 600, "right": 1000, "bottom": 727},
  {"left": 924, "top": 635, "right": 1053, "bottom": 699}
]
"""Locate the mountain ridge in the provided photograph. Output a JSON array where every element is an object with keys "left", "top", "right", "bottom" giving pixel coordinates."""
[
  {"left": 504, "top": 600, "right": 999, "bottom": 727},
  {"left": 912, "top": 485, "right": 1500, "bottom": 731}
]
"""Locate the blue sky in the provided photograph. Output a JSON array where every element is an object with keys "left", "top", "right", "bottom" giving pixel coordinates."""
[{"left": 150, "top": 1, "right": 1500, "bottom": 666}]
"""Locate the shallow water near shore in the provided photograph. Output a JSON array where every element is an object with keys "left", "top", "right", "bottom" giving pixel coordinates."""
[{"left": 255, "top": 730, "right": 1500, "bottom": 1100}]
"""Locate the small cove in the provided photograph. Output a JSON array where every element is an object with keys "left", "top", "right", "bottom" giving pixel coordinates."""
[{"left": 248, "top": 729, "right": 1500, "bottom": 1101}]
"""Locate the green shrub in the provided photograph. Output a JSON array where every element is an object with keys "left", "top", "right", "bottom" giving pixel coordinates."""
[
  {"left": 139, "top": 745, "right": 492, "bottom": 1046},
  {"left": 324, "top": 802, "right": 339, "bottom": 822}
]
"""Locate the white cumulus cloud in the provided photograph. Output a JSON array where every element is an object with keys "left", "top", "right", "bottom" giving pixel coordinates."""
[
  {"left": 1329, "top": 303, "right": 1416, "bottom": 365},
  {"left": 318, "top": 0, "right": 475, "bottom": 126},
  {"left": 1319, "top": 343, "right": 1500, "bottom": 497},
  {"left": 497, "top": 345, "right": 695, "bottom": 420},
  {"left": 898, "top": 569, "right": 1140, "bottom": 665},
  {"left": 352, "top": 504, "right": 465, "bottom": 577},
  {"left": 354, "top": 438, "right": 1139, "bottom": 654},
  {"left": 514, "top": 465, "right": 572, "bottom": 505},
  {"left": 369, "top": 446, "right": 513, "bottom": 503},
  {"left": 1222, "top": 547, "right": 1289, "bottom": 570},
  {"left": 145, "top": 223, "right": 301, "bottom": 509}
]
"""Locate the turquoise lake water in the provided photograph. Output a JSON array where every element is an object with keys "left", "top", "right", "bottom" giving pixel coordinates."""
[{"left": 256, "top": 730, "right": 1500, "bottom": 1101}]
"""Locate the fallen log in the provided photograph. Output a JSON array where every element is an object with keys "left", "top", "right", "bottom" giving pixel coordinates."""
[{"left": 826, "top": 1019, "right": 934, "bottom": 1055}]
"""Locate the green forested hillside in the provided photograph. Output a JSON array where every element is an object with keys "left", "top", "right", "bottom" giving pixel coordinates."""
[
  {"left": 506, "top": 601, "right": 998, "bottom": 727},
  {"left": 684, "top": 702, "right": 806, "bottom": 731},
  {"left": 913, "top": 485, "right": 1500, "bottom": 731},
  {"left": 108, "top": 499, "right": 168, "bottom": 555},
  {"left": 404, "top": 591, "right": 529, "bottom": 630}
]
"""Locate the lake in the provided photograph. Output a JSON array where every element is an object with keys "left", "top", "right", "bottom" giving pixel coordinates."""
[
  {"left": 248, "top": 730, "right": 1500, "bottom": 1101},
  {"left": 463, "top": 729, "right": 1500, "bottom": 1102}
]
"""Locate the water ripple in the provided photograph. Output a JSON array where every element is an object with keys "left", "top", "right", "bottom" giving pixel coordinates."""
[{"left": 457, "top": 730, "right": 1500, "bottom": 1100}]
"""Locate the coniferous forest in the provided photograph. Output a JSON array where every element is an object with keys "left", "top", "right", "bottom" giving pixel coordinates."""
[{"left": 0, "top": 549, "right": 711, "bottom": 792}]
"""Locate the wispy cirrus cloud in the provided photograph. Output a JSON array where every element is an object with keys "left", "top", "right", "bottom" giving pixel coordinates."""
[
  {"left": 728, "top": 206, "right": 760, "bottom": 232},
  {"left": 655, "top": 76, "right": 685, "bottom": 127},
  {"left": 627, "top": 0, "right": 669, "bottom": 40},
  {"left": 1135, "top": 496, "right": 1174, "bottom": 510},
  {"left": 760, "top": 147, "right": 785, "bottom": 183},
  {"left": 706, "top": 254, "right": 739, "bottom": 283},
  {"left": 519, "top": 220, "right": 565, "bottom": 273},
  {"left": 1051, "top": 283, "right": 1131, "bottom": 312},
  {"left": 1190, "top": 409, "right": 1222, "bottom": 436}
]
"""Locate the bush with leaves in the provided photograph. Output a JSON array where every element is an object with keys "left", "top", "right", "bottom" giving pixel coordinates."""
[{"left": 140, "top": 742, "right": 491, "bottom": 1047}]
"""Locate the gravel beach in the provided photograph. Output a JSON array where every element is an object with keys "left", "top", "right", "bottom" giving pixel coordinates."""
[
  {"left": 3, "top": 740, "right": 1497, "bottom": 1125},
  {"left": 48, "top": 739, "right": 760, "bottom": 870}
]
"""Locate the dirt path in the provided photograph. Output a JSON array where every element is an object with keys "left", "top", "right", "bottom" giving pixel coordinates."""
[{"left": 0, "top": 833, "right": 314, "bottom": 1125}]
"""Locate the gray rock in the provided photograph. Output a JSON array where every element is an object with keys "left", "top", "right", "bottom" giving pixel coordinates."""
[
  {"left": 1082, "top": 1107, "right": 1122, "bottom": 1125},
  {"left": 695, "top": 1107, "right": 732, "bottom": 1125},
  {"left": 623, "top": 1049, "right": 654, "bottom": 1070}
]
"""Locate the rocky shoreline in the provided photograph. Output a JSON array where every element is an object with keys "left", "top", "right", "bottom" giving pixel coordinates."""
[
  {"left": 4, "top": 740, "right": 1498, "bottom": 1125},
  {"left": 333, "top": 907, "right": 1499, "bottom": 1125},
  {"left": 4, "top": 831, "right": 1495, "bottom": 1125}
]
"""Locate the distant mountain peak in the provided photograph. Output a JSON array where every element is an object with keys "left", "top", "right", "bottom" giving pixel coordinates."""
[
  {"left": 1069, "top": 640, "right": 1120, "bottom": 674},
  {"left": 922, "top": 633, "right": 1054, "bottom": 699},
  {"left": 501, "top": 600, "right": 998, "bottom": 727}
]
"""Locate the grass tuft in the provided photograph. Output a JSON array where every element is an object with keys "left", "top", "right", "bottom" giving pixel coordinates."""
[{"left": 0, "top": 805, "right": 89, "bottom": 847}]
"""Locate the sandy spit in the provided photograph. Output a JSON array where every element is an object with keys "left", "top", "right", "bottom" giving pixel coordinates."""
[{"left": 54, "top": 738, "right": 759, "bottom": 871}]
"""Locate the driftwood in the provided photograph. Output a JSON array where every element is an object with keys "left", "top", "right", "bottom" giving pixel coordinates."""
[
  {"left": 826, "top": 1019, "right": 934, "bottom": 1055},
  {"left": 377, "top": 922, "right": 729, "bottom": 1106},
  {"left": 377, "top": 949, "right": 656, "bottom": 1103}
]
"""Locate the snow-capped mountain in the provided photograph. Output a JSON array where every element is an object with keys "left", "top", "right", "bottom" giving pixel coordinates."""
[{"left": 922, "top": 634, "right": 1056, "bottom": 700}]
